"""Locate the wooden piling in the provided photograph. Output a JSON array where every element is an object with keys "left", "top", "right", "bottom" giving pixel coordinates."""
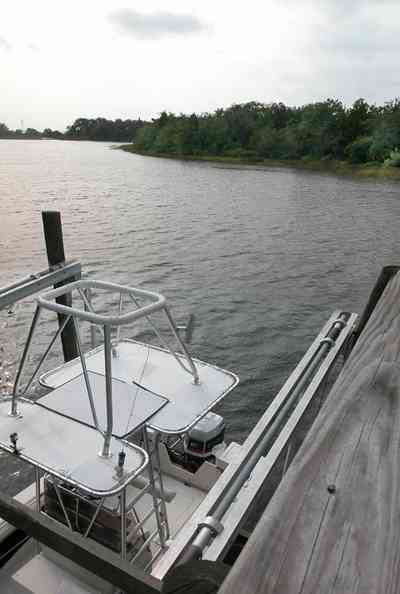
[
  {"left": 42, "top": 211, "right": 79, "bottom": 362},
  {"left": 351, "top": 265, "right": 400, "bottom": 349},
  {"left": 219, "top": 270, "right": 400, "bottom": 594}
]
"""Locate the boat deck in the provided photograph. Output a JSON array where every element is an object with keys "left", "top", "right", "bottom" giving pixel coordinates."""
[
  {"left": 132, "top": 472, "right": 205, "bottom": 542},
  {"left": 0, "top": 541, "right": 108, "bottom": 594}
]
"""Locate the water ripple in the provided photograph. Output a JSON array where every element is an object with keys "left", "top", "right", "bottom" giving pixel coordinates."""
[{"left": 1, "top": 140, "right": 400, "bottom": 451}]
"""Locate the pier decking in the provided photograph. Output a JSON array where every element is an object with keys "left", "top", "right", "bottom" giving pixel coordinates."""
[{"left": 220, "top": 270, "right": 400, "bottom": 594}]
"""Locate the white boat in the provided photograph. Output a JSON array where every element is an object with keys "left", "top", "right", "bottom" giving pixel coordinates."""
[{"left": 0, "top": 276, "right": 356, "bottom": 593}]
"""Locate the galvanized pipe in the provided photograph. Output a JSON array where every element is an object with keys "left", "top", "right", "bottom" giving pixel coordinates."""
[
  {"left": 128, "top": 292, "right": 199, "bottom": 383},
  {"left": 10, "top": 305, "right": 42, "bottom": 416},
  {"left": 53, "top": 482, "right": 73, "bottom": 530},
  {"left": 120, "top": 488, "right": 127, "bottom": 560},
  {"left": 116, "top": 293, "right": 123, "bottom": 348},
  {"left": 179, "top": 312, "right": 349, "bottom": 563},
  {"left": 73, "top": 317, "right": 99, "bottom": 431},
  {"left": 143, "top": 427, "right": 167, "bottom": 549},
  {"left": 80, "top": 288, "right": 97, "bottom": 349},
  {"left": 35, "top": 467, "right": 41, "bottom": 553},
  {"left": 153, "top": 432, "right": 170, "bottom": 540},
  {"left": 1, "top": 274, "right": 38, "bottom": 295},
  {"left": 100, "top": 325, "right": 114, "bottom": 458},
  {"left": 22, "top": 314, "right": 71, "bottom": 396},
  {"left": 163, "top": 306, "right": 200, "bottom": 384},
  {"left": 84, "top": 497, "right": 105, "bottom": 538}
]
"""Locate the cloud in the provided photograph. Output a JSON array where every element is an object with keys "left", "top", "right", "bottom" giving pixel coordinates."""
[
  {"left": 325, "top": 6, "right": 400, "bottom": 66},
  {"left": 27, "top": 43, "right": 40, "bottom": 53},
  {"left": 314, "top": 20, "right": 400, "bottom": 56},
  {"left": 108, "top": 9, "right": 207, "bottom": 39},
  {"left": 0, "top": 36, "right": 11, "bottom": 51}
]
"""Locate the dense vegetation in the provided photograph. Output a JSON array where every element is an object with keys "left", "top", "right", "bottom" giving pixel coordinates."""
[
  {"left": 64, "top": 118, "right": 145, "bottom": 142},
  {"left": 2, "top": 99, "right": 400, "bottom": 169},
  {"left": 0, "top": 117, "right": 145, "bottom": 142},
  {"left": 0, "top": 123, "right": 64, "bottom": 139},
  {"left": 131, "top": 99, "right": 400, "bottom": 168}
]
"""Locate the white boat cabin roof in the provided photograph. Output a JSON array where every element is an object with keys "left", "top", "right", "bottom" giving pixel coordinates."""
[
  {"left": 0, "top": 398, "right": 147, "bottom": 496},
  {"left": 39, "top": 340, "right": 238, "bottom": 435}
]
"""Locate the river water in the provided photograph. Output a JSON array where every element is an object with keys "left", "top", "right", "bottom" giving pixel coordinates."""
[{"left": 0, "top": 139, "right": 399, "bottom": 491}]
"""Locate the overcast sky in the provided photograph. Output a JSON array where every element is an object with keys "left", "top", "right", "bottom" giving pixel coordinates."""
[{"left": 1, "top": 0, "right": 400, "bottom": 131}]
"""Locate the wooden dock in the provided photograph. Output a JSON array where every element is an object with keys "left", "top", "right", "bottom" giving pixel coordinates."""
[{"left": 220, "top": 270, "right": 400, "bottom": 594}]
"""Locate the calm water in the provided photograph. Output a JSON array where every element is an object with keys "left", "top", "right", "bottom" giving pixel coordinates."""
[{"left": 0, "top": 139, "right": 399, "bottom": 489}]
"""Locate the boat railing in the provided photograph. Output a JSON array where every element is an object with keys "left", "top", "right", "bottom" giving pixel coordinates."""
[
  {"left": 9, "top": 279, "right": 199, "bottom": 458},
  {"left": 38, "top": 430, "right": 170, "bottom": 568}
]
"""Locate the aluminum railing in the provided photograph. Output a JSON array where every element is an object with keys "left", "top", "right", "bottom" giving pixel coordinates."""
[{"left": 9, "top": 279, "right": 199, "bottom": 458}]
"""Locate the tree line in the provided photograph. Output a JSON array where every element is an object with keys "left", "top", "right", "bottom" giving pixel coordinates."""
[
  {"left": 133, "top": 99, "right": 400, "bottom": 167},
  {"left": 0, "top": 117, "right": 145, "bottom": 142},
  {"left": 1, "top": 100, "right": 400, "bottom": 166}
]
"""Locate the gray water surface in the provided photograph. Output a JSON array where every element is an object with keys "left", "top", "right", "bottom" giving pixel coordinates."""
[{"left": 1, "top": 139, "right": 399, "bottom": 451}]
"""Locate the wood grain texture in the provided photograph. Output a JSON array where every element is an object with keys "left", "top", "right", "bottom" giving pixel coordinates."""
[{"left": 219, "top": 271, "right": 400, "bottom": 594}]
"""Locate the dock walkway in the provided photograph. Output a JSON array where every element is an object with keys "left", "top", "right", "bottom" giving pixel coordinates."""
[{"left": 220, "top": 271, "right": 400, "bottom": 594}]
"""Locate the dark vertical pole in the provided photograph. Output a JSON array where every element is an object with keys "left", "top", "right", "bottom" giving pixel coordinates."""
[
  {"left": 42, "top": 211, "right": 78, "bottom": 362},
  {"left": 346, "top": 265, "right": 400, "bottom": 356}
]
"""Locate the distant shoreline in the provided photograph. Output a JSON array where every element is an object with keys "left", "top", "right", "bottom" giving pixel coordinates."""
[{"left": 118, "top": 145, "right": 400, "bottom": 181}]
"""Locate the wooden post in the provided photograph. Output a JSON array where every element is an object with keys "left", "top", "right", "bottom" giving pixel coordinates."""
[
  {"left": 42, "top": 211, "right": 78, "bottom": 362},
  {"left": 351, "top": 265, "right": 400, "bottom": 349}
]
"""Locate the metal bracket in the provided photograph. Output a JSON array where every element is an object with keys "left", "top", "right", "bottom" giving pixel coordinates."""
[
  {"left": 9, "top": 432, "right": 21, "bottom": 455},
  {"left": 332, "top": 317, "right": 347, "bottom": 329},
  {"left": 177, "top": 314, "right": 196, "bottom": 343},
  {"left": 320, "top": 337, "right": 335, "bottom": 347},
  {"left": 198, "top": 515, "right": 224, "bottom": 536}
]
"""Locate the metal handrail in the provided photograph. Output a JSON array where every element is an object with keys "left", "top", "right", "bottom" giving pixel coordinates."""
[
  {"left": 0, "top": 261, "right": 81, "bottom": 311},
  {"left": 37, "top": 280, "right": 166, "bottom": 326},
  {"left": 128, "top": 293, "right": 199, "bottom": 384},
  {"left": 10, "top": 278, "right": 200, "bottom": 457}
]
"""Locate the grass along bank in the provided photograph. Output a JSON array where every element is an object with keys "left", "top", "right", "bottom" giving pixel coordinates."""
[{"left": 118, "top": 145, "right": 400, "bottom": 181}]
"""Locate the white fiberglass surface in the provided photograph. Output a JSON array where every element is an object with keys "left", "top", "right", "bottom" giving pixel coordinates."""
[
  {"left": 110, "top": 473, "right": 205, "bottom": 543},
  {"left": 37, "top": 371, "right": 168, "bottom": 438},
  {"left": 13, "top": 553, "right": 99, "bottom": 594},
  {"left": 40, "top": 340, "right": 238, "bottom": 435},
  {"left": 0, "top": 399, "right": 146, "bottom": 495},
  {"left": 0, "top": 542, "right": 100, "bottom": 594}
]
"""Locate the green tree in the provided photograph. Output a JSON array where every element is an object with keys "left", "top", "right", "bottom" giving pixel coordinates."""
[{"left": 0, "top": 123, "right": 9, "bottom": 138}]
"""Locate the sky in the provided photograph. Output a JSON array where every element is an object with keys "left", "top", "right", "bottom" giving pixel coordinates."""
[{"left": 1, "top": 0, "right": 400, "bottom": 131}]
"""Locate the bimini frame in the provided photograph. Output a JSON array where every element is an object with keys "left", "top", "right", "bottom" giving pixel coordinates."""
[{"left": 9, "top": 279, "right": 200, "bottom": 458}]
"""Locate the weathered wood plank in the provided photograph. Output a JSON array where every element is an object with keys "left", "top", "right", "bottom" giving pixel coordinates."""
[
  {"left": 219, "top": 271, "right": 400, "bottom": 594},
  {"left": 0, "top": 490, "right": 161, "bottom": 593}
]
